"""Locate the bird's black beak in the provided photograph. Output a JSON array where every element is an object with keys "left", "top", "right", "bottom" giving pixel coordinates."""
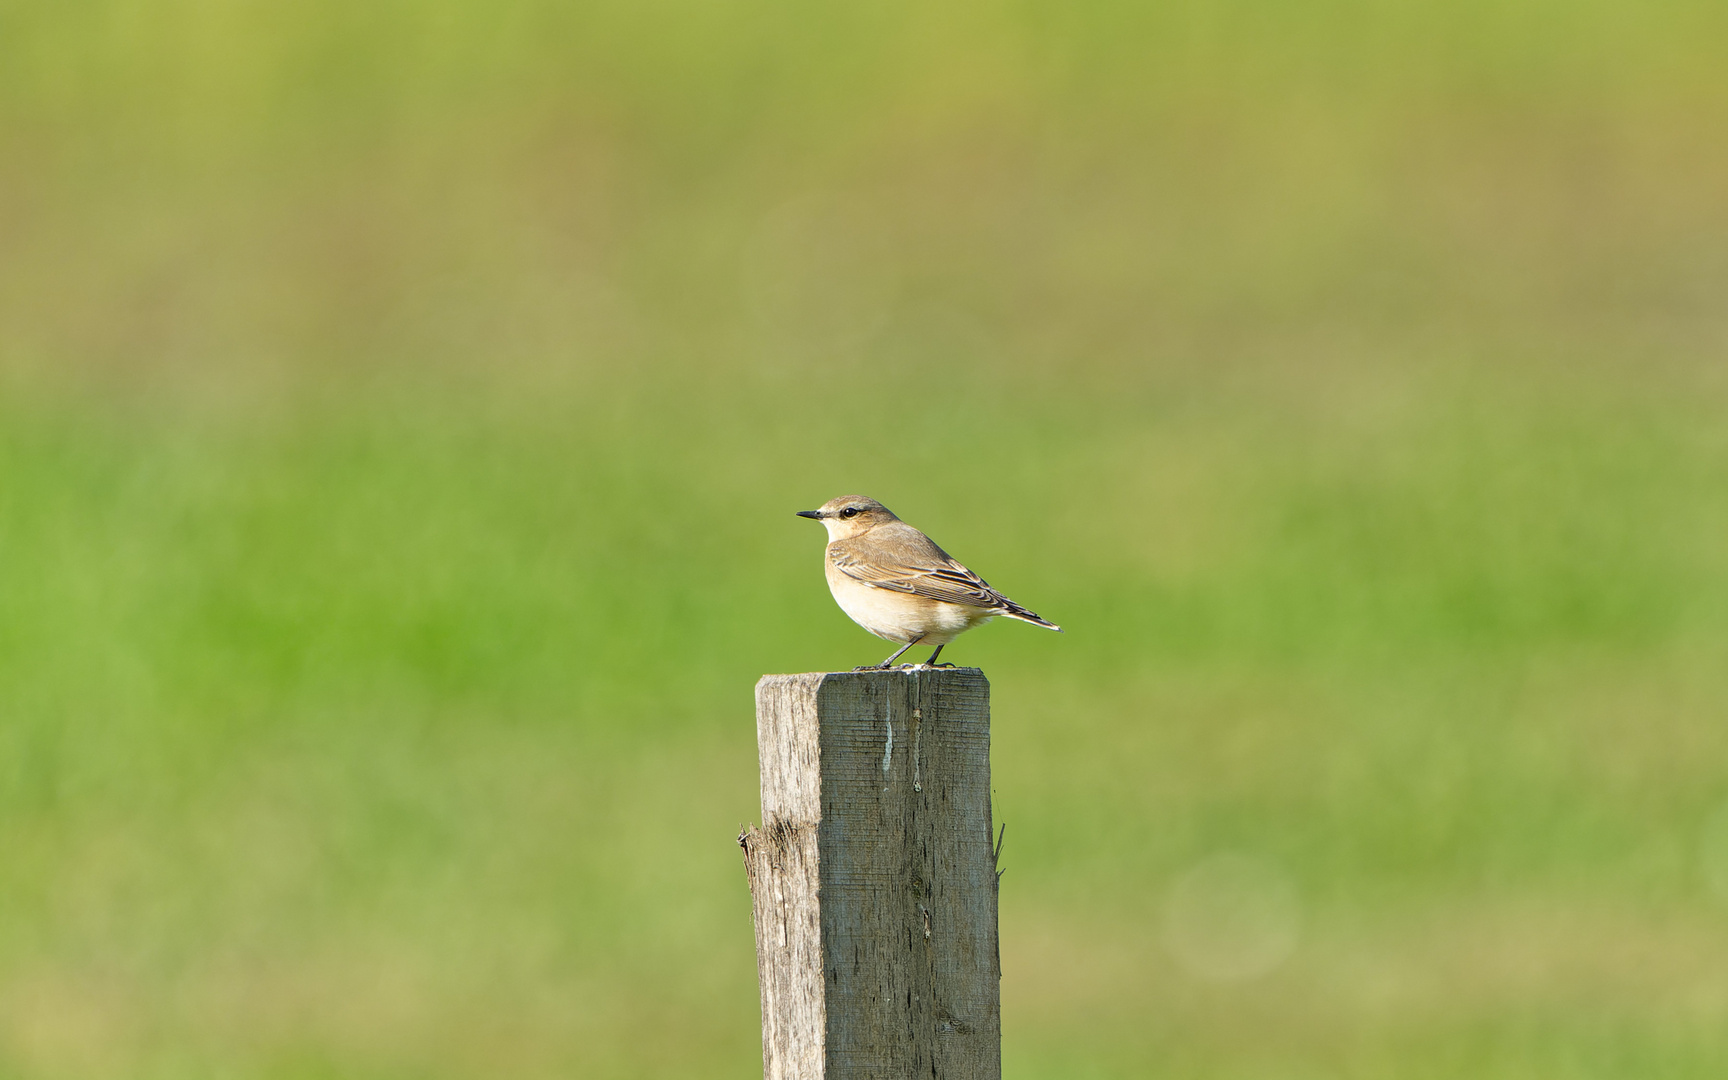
[{"left": 795, "top": 510, "right": 823, "bottom": 519}]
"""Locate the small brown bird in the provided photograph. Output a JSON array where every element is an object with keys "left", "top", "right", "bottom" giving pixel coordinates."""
[{"left": 796, "top": 495, "right": 1060, "bottom": 669}]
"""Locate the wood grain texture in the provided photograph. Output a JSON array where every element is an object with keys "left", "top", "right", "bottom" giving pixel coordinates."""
[{"left": 740, "top": 668, "right": 1001, "bottom": 1080}]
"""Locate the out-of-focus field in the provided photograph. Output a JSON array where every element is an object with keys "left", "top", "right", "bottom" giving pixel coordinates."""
[{"left": 4, "top": 2, "right": 1728, "bottom": 1077}]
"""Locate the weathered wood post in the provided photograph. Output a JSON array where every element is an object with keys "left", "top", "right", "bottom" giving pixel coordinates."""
[{"left": 740, "top": 668, "right": 1001, "bottom": 1080}]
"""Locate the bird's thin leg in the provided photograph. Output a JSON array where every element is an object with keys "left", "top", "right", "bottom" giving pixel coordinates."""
[
  {"left": 857, "top": 636, "right": 923, "bottom": 671},
  {"left": 924, "top": 643, "right": 954, "bottom": 668}
]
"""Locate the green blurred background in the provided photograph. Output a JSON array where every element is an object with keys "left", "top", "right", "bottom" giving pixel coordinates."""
[{"left": 4, "top": 1, "right": 1728, "bottom": 1076}]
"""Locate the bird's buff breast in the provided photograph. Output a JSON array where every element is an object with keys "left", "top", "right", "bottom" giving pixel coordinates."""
[{"left": 824, "top": 559, "right": 992, "bottom": 645}]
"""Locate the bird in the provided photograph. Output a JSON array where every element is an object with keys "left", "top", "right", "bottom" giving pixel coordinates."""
[{"left": 796, "top": 495, "right": 1060, "bottom": 669}]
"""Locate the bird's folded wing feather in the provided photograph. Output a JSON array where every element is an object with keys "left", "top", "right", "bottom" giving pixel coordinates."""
[{"left": 831, "top": 543, "right": 1008, "bottom": 609}]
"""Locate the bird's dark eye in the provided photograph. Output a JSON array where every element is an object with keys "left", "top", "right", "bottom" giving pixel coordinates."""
[{"left": 841, "top": 507, "right": 859, "bottom": 518}]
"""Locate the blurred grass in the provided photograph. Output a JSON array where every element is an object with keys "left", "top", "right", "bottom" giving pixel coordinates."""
[{"left": 4, "top": 1, "right": 1728, "bottom": 1077}]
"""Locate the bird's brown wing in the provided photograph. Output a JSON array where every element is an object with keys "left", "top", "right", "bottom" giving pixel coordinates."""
[
  {"left": 834, "top": 554, "right": 1008, "bottom": 608},
  {"left": 830, "top": 526, "right": 1009, "bottom": 609}
]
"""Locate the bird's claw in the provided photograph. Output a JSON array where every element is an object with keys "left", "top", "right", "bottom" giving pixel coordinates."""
[{"left": 853, "top": 661, "right": 955, "bottom": 672}]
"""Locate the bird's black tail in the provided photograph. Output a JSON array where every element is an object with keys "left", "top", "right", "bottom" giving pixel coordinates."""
[{"left": 997, "top": 601, "right": 1061, "bottom": 632}]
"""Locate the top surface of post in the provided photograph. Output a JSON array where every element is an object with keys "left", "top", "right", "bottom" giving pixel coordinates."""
[{"left": 756, "top": 666, "right": 986, "bottom": 684}]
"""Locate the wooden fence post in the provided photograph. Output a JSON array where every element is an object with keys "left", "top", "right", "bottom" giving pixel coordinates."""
[{"left": 739, "top": 668, "right": 1001, "bottom": 1080}]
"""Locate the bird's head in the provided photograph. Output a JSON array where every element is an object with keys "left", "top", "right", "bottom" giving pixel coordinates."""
[{"left": 796, "top": 495, "right": 899, "bottom": 540}]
